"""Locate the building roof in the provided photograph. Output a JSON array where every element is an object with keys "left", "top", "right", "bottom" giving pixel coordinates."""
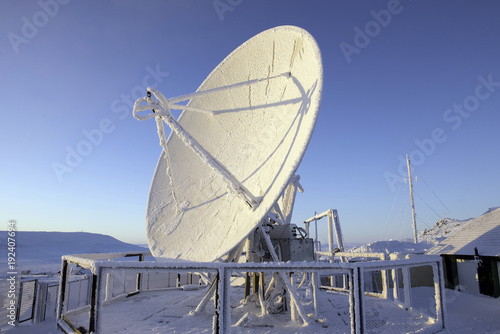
[{"left": 427, "top": 207, "right": 500, "bottom": 257}]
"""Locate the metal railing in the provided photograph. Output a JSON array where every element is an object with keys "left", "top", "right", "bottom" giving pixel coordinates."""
[{"left": 57, "top": 251, "right": 446, "bottom": 334}]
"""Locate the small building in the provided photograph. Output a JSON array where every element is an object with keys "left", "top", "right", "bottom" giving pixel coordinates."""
[{"left": 427, "top": 207, "right": 500, "bottom": 298}]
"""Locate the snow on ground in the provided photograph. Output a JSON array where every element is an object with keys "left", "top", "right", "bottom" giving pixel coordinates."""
[
  {"left": 444, "top": 288, "right": 500, "bottom": 333},
  {"left": 5, "top": 281, "right": 500, "bottom": 333},
  {"left": 18, "top": 275, "right": 444, "bottom": 334},
  {"left": 2, "top": 230, "right": 500, "bottom": 333}
]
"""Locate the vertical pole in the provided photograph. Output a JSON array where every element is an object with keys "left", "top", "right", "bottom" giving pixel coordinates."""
[
  {"left": 314, "top": 212, "right": 319, "bottom": 252},
  {"left": 33, "top": 282, "right": 43, "bottom": 323},
  {"left": 352, "top": 266, "right": 365, "bottom": 334},
  {"left": 290, "top": 274, "right": 297, "bottom": 322},
  {"left": 433, "top": 262, "right": 447, "bottom": 330},
  {"left": 406, "top": 154, "right": 418, "bottom": 244},
  {"left": 244, "top": 272, "right": 251, "bottom": 300},
  {"left": 105, "top": 273, "right": 113, "bottom": 301},
  {"left": 30, "top": 280, "right": 38, "bottom": 324},
  {"left": 213, "top": 273, "right": 219, "bottom": 334},
  {"left": 258, "top": 273, "right": 266, "bottom": 316},
  {"left": 327, "top": 210, "right": 335, "bottom": 286},
  {"left": 252, "top": 273, "right": 259, "bottom": 294},
  {"left": 217, "top": 269, "right": 231, "bottom": 334},
  {"left": 402, "top": 267, "right": 411, "bottom": 309},
  {"left": 244, "top": 238, "right": 252, "bottom": 299},
  {"left": 137, "top": 254, "right": 144, "bottom": 292},
  {"left": 349, "top": 269, "right": 355, "bottom": 333},
  {"left": 89, "top": 273, "right": 98, "bottom": 333},
  {"left": 332, "top": 210, "right": 346, "bottom": 252},
  {"left": 311, "top": 272, "right": 319, "bottom": 319},
  {"left": 57, "top": 260, "right": 68, "bottom": 320},
  {"left": 381, "top": 269, "right": 389, "bottom": 299},
  {"left": 392, "top": 269, "right": 399, "bottom": 301},
  {"left": 327, "top": 210, "right": 335, "bottom": 257}
]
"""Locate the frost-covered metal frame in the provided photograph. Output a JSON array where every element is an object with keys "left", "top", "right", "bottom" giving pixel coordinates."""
[{"left": 57, "top": 252, "right": 446, "bottom": 334}]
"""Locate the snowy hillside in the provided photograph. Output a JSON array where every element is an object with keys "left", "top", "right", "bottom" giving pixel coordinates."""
[
  {"left": 349, "top": 239, "right": 432, "bottom": 256},
  {"left": 0, "top": 231, "right": 147, "bottom": 274},
  {"left": 418, "top": 217, "right": 473, "bottom": 243},
  {"left": 418, "top": 207, "right": 499, "bottom": 244},
  {"left": 349, "top": 211, "right": 489, "bottom": 257}
]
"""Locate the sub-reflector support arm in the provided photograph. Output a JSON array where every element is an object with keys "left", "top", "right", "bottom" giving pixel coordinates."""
[
  {"left": 167, "top": 72, "right": 291, "bottom": 105},
  {"left": 133, "top": 87, "right": 261, "bottom": 209}
]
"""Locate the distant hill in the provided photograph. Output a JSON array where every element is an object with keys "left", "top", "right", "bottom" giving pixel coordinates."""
[
  {"left": 349, "top": 207, "right": 499, "bottom": 256},
  {"left": 418, "top": 217, "right": 473, "bottom": 243},
  {"left": 0, "top": 231, "right": 147, "bottom": 274},
  {"left": 418, "top": 208, "right": 499, "bottom": 244}
]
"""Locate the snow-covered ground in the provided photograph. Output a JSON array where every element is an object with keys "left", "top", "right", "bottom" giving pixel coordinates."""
[
  {"left": 5, "top": 280, "right": 500, "bottom": 334},
  {"left": 1, "top": 229, "right": 500, "bottom": 333}
]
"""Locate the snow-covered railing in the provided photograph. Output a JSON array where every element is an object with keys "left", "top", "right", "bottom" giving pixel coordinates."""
[
  {"left": 329, "top": 251, "right": 389, "bottom": 298},
  {"left": 57, "top": 252, "right": 447, "bottom": 334},
  {"left": 57, "top": 251, "right": 150, "bottom": 333}
]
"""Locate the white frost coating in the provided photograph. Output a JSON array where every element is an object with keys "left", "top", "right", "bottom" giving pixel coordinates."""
[
  {"left": 156, "top": 116, "right": 181, "bottom": 214},
  {"left": 136, "top": 87, "right": 261, "bottom": 209},
  {"left": 136, "top": 25, "right": 323, "bottom": 262}
]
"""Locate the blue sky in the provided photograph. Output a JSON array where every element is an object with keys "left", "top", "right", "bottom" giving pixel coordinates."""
[{"left": 1, "top": 1, "right": 499, "bottom": 246}]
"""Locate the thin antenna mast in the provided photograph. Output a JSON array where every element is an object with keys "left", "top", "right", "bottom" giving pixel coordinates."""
[{"left": 406, "top": 154, "right": 418, "bottom": 243}]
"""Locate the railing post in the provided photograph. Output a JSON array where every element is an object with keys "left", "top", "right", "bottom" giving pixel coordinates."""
[
  {"left": 105, "top": 272, "right": 113, "bottom": 301},
  {"left": 311, "top": 271, "right": 319, "bottom": 318},
  {"left": 94, "top": 267, "right": 106, "bottom": 334},
  {"left": 137, "top": 254, "right": 145, "bottom": 292},
  {"left": 392, "top": 268, "right": 399, "bottom": 301},
  {"left": 349, "top": 268, "right": 355, "bottom": 334},
  {"left": 57, "top": 260, "right": 69, "bottom": 320},
  {"left": 381, "top": 269, "right": 389, "bottom": 299},
  {"left": 352, "top": 266, "right": 365, "bottom": 334},
  {"left": 216, "top": 267, "right": 231, "bottom": 334},
  {"left": 30, "top": 279, "right": 38, "bottom": 324},
  {"left": 89, "top": 273, "right": 98, "bottom": 333},
  {"left": 433, "top": 261, "right": 447, "bottom": 330},
  {"left": 402, "top": 267, "right": 411, "bottom": 309}
]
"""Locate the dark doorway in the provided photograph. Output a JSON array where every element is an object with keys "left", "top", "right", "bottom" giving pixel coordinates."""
[{"left": 478, "top": 259, "right": 497, "bottom": 297}]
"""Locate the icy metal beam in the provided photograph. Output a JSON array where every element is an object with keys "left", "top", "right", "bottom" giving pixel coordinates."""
[
  {"left": 134, "top": 88, "right": 261, "bottom": 209},
  {"left": 257, "top": 223, "right": 311, "bottom": 326},
  {"left": 167, "top": 72, "right": 291, "bottom": 105}
]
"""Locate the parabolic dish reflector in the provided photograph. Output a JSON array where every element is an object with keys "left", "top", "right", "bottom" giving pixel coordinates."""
[{"left": 145, "top": 25, "right": 322, "bottom": 262}]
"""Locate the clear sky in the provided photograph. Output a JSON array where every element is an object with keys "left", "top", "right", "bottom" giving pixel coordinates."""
[{"left": 1, "top": 1, "right": 499, "bottom": 246}]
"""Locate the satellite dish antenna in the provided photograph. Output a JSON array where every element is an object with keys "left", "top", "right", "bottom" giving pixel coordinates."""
[{"left": 133, "top": 25, "right": 323, "bottom": 262}]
